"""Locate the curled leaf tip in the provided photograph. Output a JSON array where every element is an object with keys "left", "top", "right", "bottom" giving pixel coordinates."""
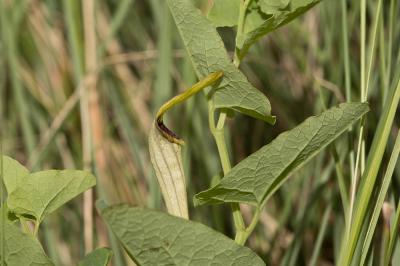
[{"left": 156, "top": 119, "right": 185, "bottom": 145}]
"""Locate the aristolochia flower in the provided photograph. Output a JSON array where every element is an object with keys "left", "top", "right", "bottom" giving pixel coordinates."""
[{"left": 148, "top": 71, "right": 223, "bottom": 219}]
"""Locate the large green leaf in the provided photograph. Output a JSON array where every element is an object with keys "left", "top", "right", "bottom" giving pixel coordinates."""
[
  {"left": 166, "top": 0, "right": 275, "bottom": 124},
  {"left": 100, "top": 204, "right": 265, "bottom": 266},
  {"left": 236, "top": 0, "right": 321, "bottom": 60},
  {"left": 7, "top": 169, "right": 96, "bottom": 223},
  {"left": 194, "top": 103, "right": 369, "bottom": 207},
  {"left": 0, "top": 218, "right": 54, "bottom": 265},
  {"left": 79, "top": 248, "right": 113, "bottom": 266}
]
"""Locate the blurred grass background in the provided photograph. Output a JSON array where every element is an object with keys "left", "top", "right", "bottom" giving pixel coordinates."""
[{"left": 0, "top": 0, "right": 399, "bottom": 265}]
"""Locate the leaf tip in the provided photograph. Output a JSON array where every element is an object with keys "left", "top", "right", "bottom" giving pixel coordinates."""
[{"left": 268, "top": 115, "right": 277, "bottom": 125}]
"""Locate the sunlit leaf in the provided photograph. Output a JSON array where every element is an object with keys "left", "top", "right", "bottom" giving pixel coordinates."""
[
  {"left": 195, "top": 103, "right": 369, "bottom": 207},
  {"left": 7, "top": 168, "right": 96, "bottom": 223}
]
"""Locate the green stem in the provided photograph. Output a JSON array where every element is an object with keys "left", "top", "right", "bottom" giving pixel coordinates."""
[
  {"left": 234, "top": 0, "right": 252, "bottom": 67},
  {"left": 212, "top": 0, "right": 258, "bottom": 244},
  {"left": 208, "top": 105, "right": 246, "bottom": 239},
  {"left": 235, "top": 208, "right": 261, "bottom": 245},
  {"left": 226, "top": 0, "right": 258, "bottom": 243}
]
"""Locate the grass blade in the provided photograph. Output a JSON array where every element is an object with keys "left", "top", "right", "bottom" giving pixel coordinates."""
[
  {"left": 385, "top": 200, "right": 400, "bottom": 265},
  {"left": 309, "top": 204, "right": 332, "bottom": 266},
  {"left": 339, "top": 70, "right": 400, "bottom": 266},
  {"left": 360, "top": 130, "right": 400, "bottom": 265}
]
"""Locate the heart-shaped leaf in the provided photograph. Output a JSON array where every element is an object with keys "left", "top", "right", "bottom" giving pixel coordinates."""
[
  {"left": 3, "top": 158, "right": 96, "bottom": 224},
  {"left": 7, "top": 170, "right": 95, "bottom": 223}
]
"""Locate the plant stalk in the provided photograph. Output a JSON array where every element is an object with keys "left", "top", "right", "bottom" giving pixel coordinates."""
[
  {"left": 234, "top": 0, "right": 252, "bottom": 67},
  {"left": 208, "top": 105, "right": 246, "bottom": 241}
]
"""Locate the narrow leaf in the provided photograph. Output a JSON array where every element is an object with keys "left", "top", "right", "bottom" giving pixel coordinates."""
[
  {"left": 386, "top": 200, "right": 400, "bottom": 265},
  {"left": 195, "top": 103, "right": 369, "bottom": 207},
  {"left": 339, "top": 73, "right": 400, "bottom": 265},
  {"left": 79, "top": 248, "right": 113, "bottom": 266},
  {"left": 149, "top": 124, "right": 188, "bottom": 219},
  {"left": 167, "top": 0, "right": 275, "bottom": 124},
  {"left": 0, "top": 218, "right": 54, "bottom": 265},
  {"left": 237, "top": 0, "right": 321, "bottom": 60},
  {"left": 7, "top": 169, "right": 96, "bottom": 223},
  {"left": 100, "top": 204, "right": 265, "bottom": 265},
  {"left": 360, "top": 130, "right": 400, "bottom": 266}
]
